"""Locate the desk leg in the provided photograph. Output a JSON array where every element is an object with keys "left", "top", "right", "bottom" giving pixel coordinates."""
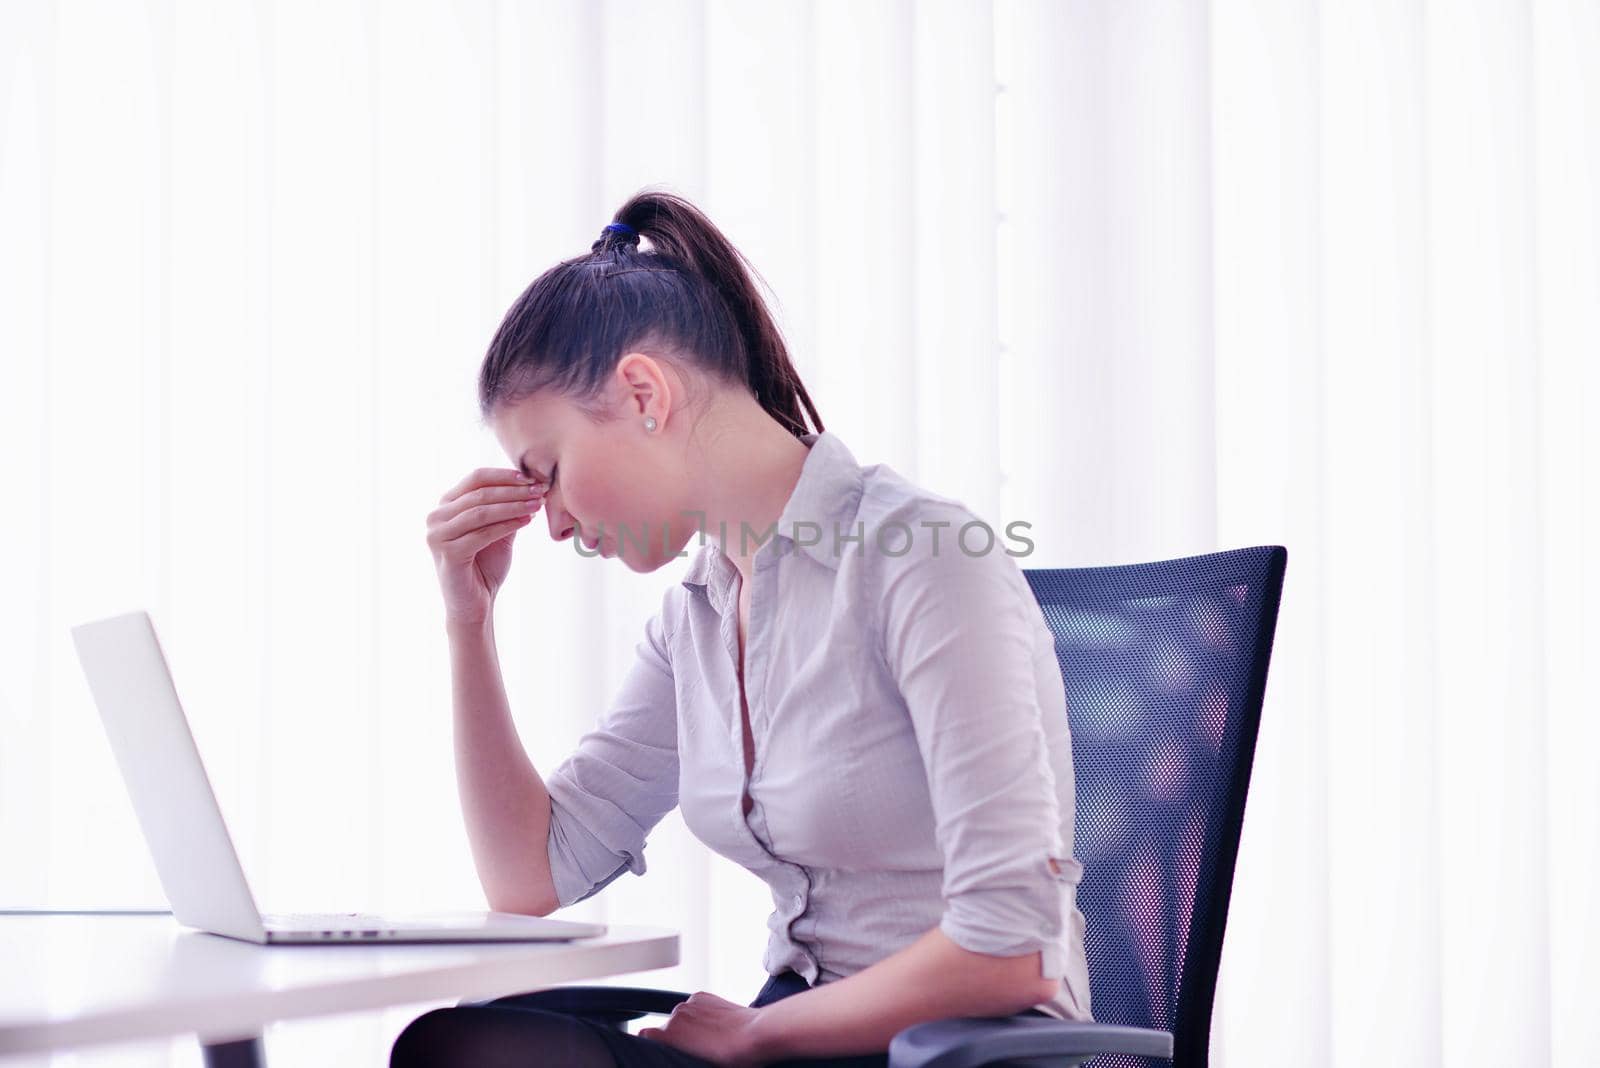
[{"left": 201, "top": 1036, "right": 265, "bottom": 1068}]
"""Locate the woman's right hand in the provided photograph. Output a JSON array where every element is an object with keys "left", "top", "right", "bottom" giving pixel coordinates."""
[{"left": 427, "top": 468, "right": 545, "bottom": 626}]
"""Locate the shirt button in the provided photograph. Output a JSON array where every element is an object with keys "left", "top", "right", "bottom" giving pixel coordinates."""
[{"left": 792, "top": 894, "right": 804, "bottom": 908}]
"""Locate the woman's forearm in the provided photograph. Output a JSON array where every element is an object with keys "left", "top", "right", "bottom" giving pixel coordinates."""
[
  {"left": 746, "top": 925, "right": 1059, "bottom": 1061},
  {"left": 447, "top": 615, "right": 559, "bottom": 916}
]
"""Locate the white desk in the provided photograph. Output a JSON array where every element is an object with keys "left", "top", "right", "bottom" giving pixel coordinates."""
[{"left": 0, "top": 913, "right": 678, "bottom": 1066}]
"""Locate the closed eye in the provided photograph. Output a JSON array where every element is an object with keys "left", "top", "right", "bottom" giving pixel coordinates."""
[{"left": 519, "top": 461, "right": 554, "bottom": 490}]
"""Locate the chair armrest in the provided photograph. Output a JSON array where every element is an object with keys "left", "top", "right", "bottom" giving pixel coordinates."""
[
  {"left": 888, "top": 1016, "right": 1174, "bottom": 1068},
  {"left": 457, "top": 985, "right": 692, "bottom": 1028}
]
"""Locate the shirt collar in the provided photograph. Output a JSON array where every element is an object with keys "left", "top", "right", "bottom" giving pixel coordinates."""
[{"left": 680, "top": 429, "right": 865, "bottom": 600}]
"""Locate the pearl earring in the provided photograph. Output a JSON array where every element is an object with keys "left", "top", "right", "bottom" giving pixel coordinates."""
[{"left": 643, "top": 416, "right": 658, "bottom": 432}]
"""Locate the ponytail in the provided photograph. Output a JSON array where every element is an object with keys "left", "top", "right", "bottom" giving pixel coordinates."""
[{"left": 479, "top": 187, "right": 823, "bottom": 440}]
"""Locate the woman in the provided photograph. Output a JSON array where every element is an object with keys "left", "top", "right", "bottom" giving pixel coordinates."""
[{"left": 401, "top": 190, "right": 1092, "bottom": 1067}]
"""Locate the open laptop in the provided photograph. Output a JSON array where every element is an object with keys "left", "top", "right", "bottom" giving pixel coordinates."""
[{"left": 69, "top": 609, "right": 606, "bottom": 946}]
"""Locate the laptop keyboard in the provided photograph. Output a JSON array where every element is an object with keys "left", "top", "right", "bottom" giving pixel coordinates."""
[{"left": 262, "top": 912, "right": 365, "bottom": 926}]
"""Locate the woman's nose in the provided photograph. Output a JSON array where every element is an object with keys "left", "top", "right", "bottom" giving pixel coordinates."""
[{"left": 542, "top": 487, "right": 578, "bottom": 543}]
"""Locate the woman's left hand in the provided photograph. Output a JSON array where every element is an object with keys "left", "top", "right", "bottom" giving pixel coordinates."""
[{"left": 637, "top": 990, "right": 767, "bottom": 1066}]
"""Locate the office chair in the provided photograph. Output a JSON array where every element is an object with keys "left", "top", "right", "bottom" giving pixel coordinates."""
[{"left": 467, "top": 545, "right": 1288, "bottom": 1068}]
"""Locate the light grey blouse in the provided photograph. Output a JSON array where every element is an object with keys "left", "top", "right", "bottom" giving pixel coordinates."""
[{"left": 543, "top": 430, "right": 1093, "bottom": 1022}]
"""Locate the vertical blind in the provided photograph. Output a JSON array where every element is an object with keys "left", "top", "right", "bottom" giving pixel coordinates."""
[{"left": 1, "top": 1, "right": 1594, "bottom": 1064}]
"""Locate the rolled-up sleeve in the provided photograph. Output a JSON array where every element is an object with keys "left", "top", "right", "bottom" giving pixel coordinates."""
[
  {"left": 544, "top": 589, "right": 681, "bottom": 908},
  {"left": 877, "top": 515, "right": 1072, "bottom": 977}
]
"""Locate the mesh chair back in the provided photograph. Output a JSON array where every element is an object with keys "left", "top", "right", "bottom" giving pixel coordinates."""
[{"left": 1023, "top": 546, "right": 1286, "bottom": 1068}]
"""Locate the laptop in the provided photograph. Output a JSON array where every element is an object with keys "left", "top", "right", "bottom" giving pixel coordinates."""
[{"left": 69, "top": 609, "right": 607, "bottom": 946}]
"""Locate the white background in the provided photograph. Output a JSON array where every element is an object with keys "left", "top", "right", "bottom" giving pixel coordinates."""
[{"left": 2, "top": 1, "right": 1596, "bottom": 1064}]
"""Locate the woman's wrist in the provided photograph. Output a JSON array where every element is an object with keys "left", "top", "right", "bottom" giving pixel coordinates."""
[
  {"left": 445, "top": 613, "right": 493, "bottom": 640},
  {"left": 739, "top": 1005, "right": 780, "bottom": 1063}
]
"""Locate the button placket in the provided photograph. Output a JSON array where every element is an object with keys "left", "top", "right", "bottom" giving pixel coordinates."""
[
  {"left": 727, "top": 544, "right": 779, "bottom": 822},
  {"left": 755, "top": 554, "right": 817, "bottom": 959},
  {"left": 741, "top": 551, "right": 795, "bottom": 858},
  {"left": 719, "top": 578, "right": 745, "bottom": 794},
  {"left": 743, "top": 548, "right": 774, "bottom": 799},
  {"left": 721, "top": 544, "right": 818, "bottom": 970},
  {"left": 721, "top": 555, "right": 769, "bottom": 854}
]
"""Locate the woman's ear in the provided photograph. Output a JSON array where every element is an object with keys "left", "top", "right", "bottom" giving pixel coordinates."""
[{"left": 614, "top": 352, "right": 674, "bottom": 427}]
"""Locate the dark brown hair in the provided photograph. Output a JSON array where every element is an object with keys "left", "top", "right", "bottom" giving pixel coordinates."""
[{"left": 478, "top": 187, "right": 823, "bottom": 440}]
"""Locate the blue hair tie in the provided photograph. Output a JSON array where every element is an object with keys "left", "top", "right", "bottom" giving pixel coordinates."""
[{"left": 604, "top": 222, "right": 636, "bottom": 237}]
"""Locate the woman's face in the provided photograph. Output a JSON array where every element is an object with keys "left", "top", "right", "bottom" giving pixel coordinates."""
[{"left": 490, "top": 356, "right": 696, "bottom": 572}]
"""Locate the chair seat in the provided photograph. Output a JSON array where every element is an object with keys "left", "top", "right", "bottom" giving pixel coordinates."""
[{"left": 889, "top": 1015, "right": 1173, "bottom": 1068}]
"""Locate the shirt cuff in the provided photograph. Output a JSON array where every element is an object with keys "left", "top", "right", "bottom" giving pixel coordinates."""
[
  {"left": 937, "top": 855, "right": 1081, "bottom": 979},
  {"left": 545, "top": 788, "right": 648, "bottom": 908}
]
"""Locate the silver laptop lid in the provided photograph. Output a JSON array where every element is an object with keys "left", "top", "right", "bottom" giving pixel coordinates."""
[{"left": 70, "top": 611, "right": 266, "bottom": 942}]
